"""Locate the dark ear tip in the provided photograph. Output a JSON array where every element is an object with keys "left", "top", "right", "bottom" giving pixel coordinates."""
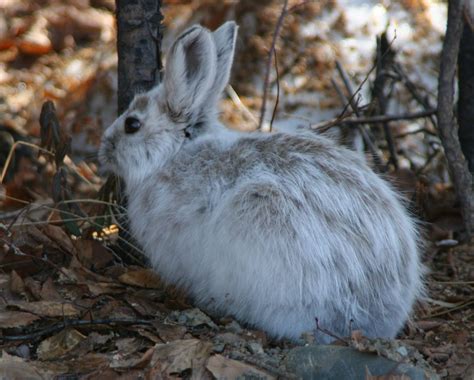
[{"left": 177, "top": 25, "right": 208, "bottom": 44}]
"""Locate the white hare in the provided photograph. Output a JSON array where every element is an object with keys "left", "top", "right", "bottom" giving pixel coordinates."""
[{"left": 99, "top": 22, "right": 424, "bottom": 343}]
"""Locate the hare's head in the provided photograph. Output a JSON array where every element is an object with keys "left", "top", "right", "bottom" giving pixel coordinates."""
[{"left": 99, "top": 22, "right": 238, "bottom": 184}]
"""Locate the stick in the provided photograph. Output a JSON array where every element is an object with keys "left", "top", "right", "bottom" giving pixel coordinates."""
[{"left": 258, "top": 0, "right": 288, "bottom": 130}]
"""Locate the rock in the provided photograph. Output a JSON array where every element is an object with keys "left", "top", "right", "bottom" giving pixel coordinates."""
[
  {"left": 225, "top": 320, "right": 243, "bottom": 334},
  {"left": 247, "top": 342, "right": 264, "bottom": 355},
  {"left": 284, "top": 345, "right": 439, "bottom": 380},
  {"left": 215, "top": 333, "right": 244, "bottom": 347},
  {"left": 170, "top": 308, "right": 218, "bottom": 330}
]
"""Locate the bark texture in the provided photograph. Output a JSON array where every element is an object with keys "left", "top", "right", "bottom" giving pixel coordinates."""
[
  {"left": 116, "top": 0, "right": 163, "bottom": 114},
  {"left": 458, "top": 20, "right": 474, "bottom": 172},
  {"left": 437, "top": 0, "right": 474, "bottom": 236}
]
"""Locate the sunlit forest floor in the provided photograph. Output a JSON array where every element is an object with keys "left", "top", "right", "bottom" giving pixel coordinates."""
[{"left": 0, "top": 0, "right": 472, "bottom": 378}]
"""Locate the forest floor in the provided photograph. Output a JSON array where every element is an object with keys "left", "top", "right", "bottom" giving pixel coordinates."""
[{"left": 0, "top": 0, "right": 472, "bottom": 379}]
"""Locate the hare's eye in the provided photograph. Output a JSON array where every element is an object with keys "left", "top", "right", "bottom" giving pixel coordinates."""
[{"left": 125, "top": 117, "right": 141, "bottom": 134}]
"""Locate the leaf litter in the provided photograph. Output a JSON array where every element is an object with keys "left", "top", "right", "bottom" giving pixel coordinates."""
[{"left": 0, "top": 0, "right": 472, "bottom": 379}]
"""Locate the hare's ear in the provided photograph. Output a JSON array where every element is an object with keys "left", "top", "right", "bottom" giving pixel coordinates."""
[
  {"left": 209, "top": 22, "right": 238, "bottom": 104},
  {"left": 164, "top": 26, "right": 217, "bottom": 122}
]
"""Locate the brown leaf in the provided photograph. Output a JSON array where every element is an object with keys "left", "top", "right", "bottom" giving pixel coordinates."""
[
  {"left": 413, "top": 320, "right": 443, "bottom": 331},
  {"left": 145, "top": 339, "right": 212, "bottom": 377},
  {"left": 9, "top": 270, "right": 25, "bottom": 295},
  {"left": 110, "top": 344, "right": 155, "bottom": 370},
  {"left": 86, "top": 282, "right": 124, "bottom": 296},
  {"left": 37, "top": 328, "right": 87, "bottom": 360},
  {"left": 0, "top": 351, "right": 45, "bottom": 379},
  {"left": 40, "top": 277, "right": 63, "bottom": 301},
  {"left": 62, "top": 353, "right": 110, "bottom": 375},
  {"left": 74, "top": 239, "right": 113, "bottom": 270},
  {"left": 24, "top": 277, "right": 42, "bottom": 300},
  {"left": 42, "top": 224, "right": 76, "bottom": 254},
  {"left": 0, "top": 310, "right": 40, "bottom": 328},
  {"left": 18, "top": 18, "right": 53, "bottom": 55},
  {"left": 8, "top": 300, "right": 81, "bottom": 317},
  {"left": 206, "top": 354, "right": 275, "bottom": 379},
  {"left": 151, "top": 322, "right": 187, "bottom": 343},
  {"left": 118, "top": 268, "right": 164, "bottom": 289}
]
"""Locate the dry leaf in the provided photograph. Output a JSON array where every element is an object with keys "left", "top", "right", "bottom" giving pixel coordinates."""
[
  {"left": 0, "top": 310, "right": 39, "bottom": 328},
  {"left": 74, "top": 239, "right": 113, "bottom": 270},
  {"left": 206, "top": 354, "right": 275, "bottom": 379},
  {"left": 42, "top": 224, "right": 76, "bottom": 254},
  {"left": 0, "top": 351, "right": 44, "bottom": 380},
  {"left": 9, "top": 270, "right": 25, "bottom": 295},
  {"left": 8, "top": 300, "right": 81, "bottom": 317},
  {"left": 17, "top": 16, "right": 52, "bottom": 55},
  {"left": 151, "top": 322, "right": 187, "bottom": 343},
  {"left": 118, "top": 269, "right": 164, "bottom": 289},
  {"left": 24, "top": 277, "right": 42, "bottom": 300},
  {"left": 40, "top": 277, "right": 63, "bottom": 301},
  {"left": 37, "top": 328, "right": 87, "bottom": 360},
  {"left": 146, "top": 339, "right": 212, "bottom": 377}
]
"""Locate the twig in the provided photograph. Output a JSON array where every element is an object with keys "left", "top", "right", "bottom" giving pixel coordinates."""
[
  {"left": 269, "top": 49, "right": 281, "bottom": 132},
  {"left": 0, "top": 141, "right": 53, "bottom": 184},
  {"left": 226, "top": 85, "right": 259, "bottom": 127},
  {"left": 1, "top": 194, "right": 145, "bottom": 262},
  {"left": 315, "top": 318, "right": 349, "bottom": 345},
  {"left": 395, "top": 126, "right": 438, "bottom": 138},
  {"left": 341, "top": 109, "right": 437, "bottom": 125},
  {"left": 394, "top": 64, "right": 438, "bottom": 127},
  {"left": 1, "top": 318, "right": 154, "bottom": 342},
  {"left": 426, "top": 299, "right": 474, "bottom": 318},
  {"left": 258, "top": 0, "right": 288, "bottom": 130},
  {"left": 437, "top": 0, "right": 474, "bottom": 236},
  {"left": 332, "top": 67, "right": 384, "bottom": 171}
]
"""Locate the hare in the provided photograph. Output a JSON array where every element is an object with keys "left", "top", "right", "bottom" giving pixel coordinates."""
[{"left": 99, "top": 22, "right": 424, "bottom": 343}]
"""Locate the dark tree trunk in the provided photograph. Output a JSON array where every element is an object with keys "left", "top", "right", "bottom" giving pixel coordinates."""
[
  {"left": 458, "top": 21, "right": 474, "bottom": 173},
  {"left": 112, "top": 0, "right": 163, "bottom": 263},
  {"left": 116, "top": 0, "right": 163, "bottom": 114},
  {"left": 437, "top": 0, "right": 474, "bottom": 236}
]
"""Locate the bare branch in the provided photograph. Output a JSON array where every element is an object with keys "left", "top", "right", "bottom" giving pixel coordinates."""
[{"left": 258, "top": 0, "right": 288, "bottom": 130}]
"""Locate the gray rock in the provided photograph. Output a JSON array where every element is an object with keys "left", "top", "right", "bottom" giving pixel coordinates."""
[
  {"left": 170, "top": 308, "right": 218, "bottom": 330},
  {"left": 284, "top": 345, "right": 439, "bottom": 380},
  {"left": 247, "top": 341, "right": 264, "bottom": 355}
]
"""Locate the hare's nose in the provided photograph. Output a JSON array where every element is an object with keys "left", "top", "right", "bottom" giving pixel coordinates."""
[{"left": 125, "top": 117, "right": 141, "bottom": 134}]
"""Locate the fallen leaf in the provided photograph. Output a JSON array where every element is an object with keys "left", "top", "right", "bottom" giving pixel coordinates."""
[
  {"left": 24, "top": 277, "right": 42, "bottom": 300},
  {"left": 37, "top": 328, "right": 87, "bottom": 360},
  {"left": 118, "top": 268, "right": 164, "bottom": 289},
  {"left": 206, "top": 354, "right": 274, "bottom": 379},
  {"left": 0, "top": 351, "right": 45, "bottom": 379},
  {"left": 413, "top": 320, "right": 443, "bottom": 331},
  {"left": 42, "top": 224, "right": 76, "bottom": 254},
  {"left": 8, "top": 300, "right": 81, "bottom": 317},
  {"left": 9, "top": 270, "right": 25, "bottom": 295},
  {"left": 74, "top": 239, "right": 113, "bottom": 270},
  {"left": 0, "top": 310, "right": 39, "bottom": 328},
  {"left": 146, "top": 339, "right": 212, "bottom": 377},
  {"left": 40, "top": 277, "right": 63, "bottom": 301},
  {"left": 151, "top": 322, "right": 187, "bottom": 343}
]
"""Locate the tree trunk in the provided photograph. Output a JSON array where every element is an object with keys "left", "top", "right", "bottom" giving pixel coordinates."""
[
  {"left": 437, "top": 0, "right": 474, "bottom": 237},
  {"left": 458, "top": 21, "right": 474, "bottom": 173},
  {"left": 113, "top": 0, "right": 163, "bottom": 263},
  {"left": 116, "top": 0, "right": 163, "bottom": 114}
]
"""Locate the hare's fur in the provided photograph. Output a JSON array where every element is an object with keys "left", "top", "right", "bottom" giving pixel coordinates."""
[{"left": 100, "top": 22, "right": 424, "bottom": 343}]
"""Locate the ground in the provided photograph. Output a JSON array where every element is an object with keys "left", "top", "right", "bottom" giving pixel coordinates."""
[{"left": 0, "top": 0, "right": 472, "bottom": 379}]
